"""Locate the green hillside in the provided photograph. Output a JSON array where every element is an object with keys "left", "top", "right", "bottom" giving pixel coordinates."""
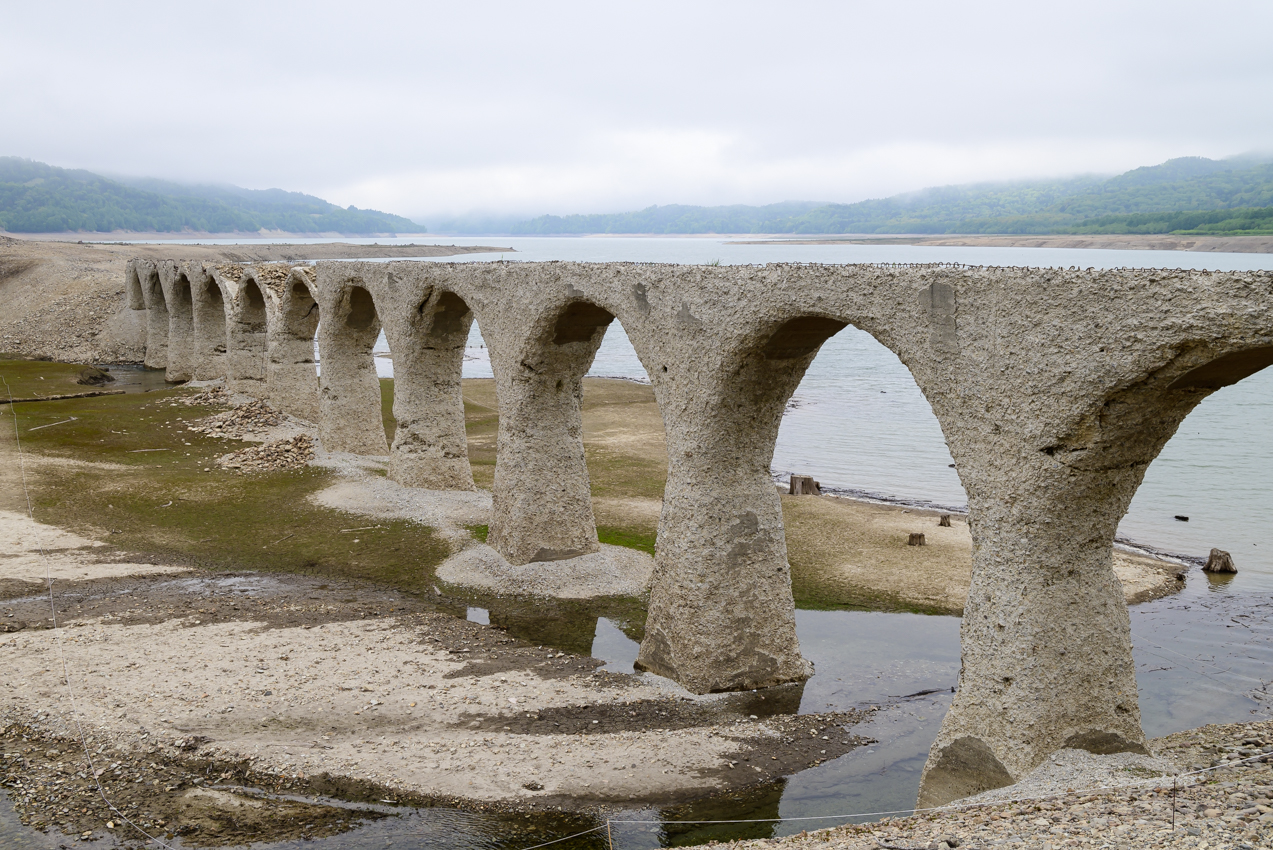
[
  {"left": 493, "top": 155, "right": 1273, "bottom": 236},
  {"left": 0, "top": 158, "right": 425, "bottom": 234}
]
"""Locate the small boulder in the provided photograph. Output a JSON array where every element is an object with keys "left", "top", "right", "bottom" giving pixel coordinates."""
[
  {"left": 1203, "top": 548, "right": 1236, "bottom": 573},
  {"left": 75, "top": 366, "right": 115, "bottom": 386}
]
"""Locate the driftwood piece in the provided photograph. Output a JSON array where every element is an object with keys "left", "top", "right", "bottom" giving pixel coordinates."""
[
  {"left": 938, "top": 514, "right": 951, "bottom": 527},
  {"left": 1203, "top": 548, "right": 1236, "bottom": 573},
  {"left": 789, "top": 475, "right": 821, "bottom": 496},
  {"left": 908, "top": 533, "right": 926, "bottom": 546}
]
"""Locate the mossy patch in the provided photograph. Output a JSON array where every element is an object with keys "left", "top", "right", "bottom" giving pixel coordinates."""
[
  {"left": 0, "top": 358, "right": 100, "bottom": 400},
  {"left": 6, "top": 382, "right": 449, "bottom": 595}
]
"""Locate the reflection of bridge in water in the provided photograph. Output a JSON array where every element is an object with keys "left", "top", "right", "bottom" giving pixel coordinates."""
[{"left": 115, "top": 257, "right": 1273, "bottom": 805}]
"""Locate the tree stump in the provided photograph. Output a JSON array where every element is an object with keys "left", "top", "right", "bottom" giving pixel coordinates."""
[
  {"left": 1203, "top": 548, "right": 1236, "bottom": 573},
  {"left": 938, "top": 514, "right": 951, "bottom": 527},
  {"left": 908, "top": 533, "right": 926, "bottom": 546},
  {"left": 789, "top": 475, "right": 821, "bottom": 496}
]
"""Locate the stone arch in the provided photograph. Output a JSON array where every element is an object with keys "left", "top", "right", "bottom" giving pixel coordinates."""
[
  {"left": 317, "top": 276, "right": 389, "bottom": 455},
  {"left": 267, "top": 270, "right": 321, "bottom": 421},
  {"left": 191, "top": 267, "right": 229, "bottom": 380},
  {"left": 226, "top": 270, "right": 271, "bottom": 394},
  {"left": 138, "top": 262, "right": 169, "bottom": 371},
  {"left": 164, "top": 266, "right": 196, "bottom": 382},
  {"left": 919, "top": 331, "right": 1273, "bottom": 807},
  {"left": 484, "top": 294, "right": 622, "bottom": 566}
]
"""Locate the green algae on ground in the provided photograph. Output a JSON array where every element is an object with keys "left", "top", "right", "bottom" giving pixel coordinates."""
[
  {"left": 10, "top": 385, "right": 449, "bottom": 594},
  {"left": 0, "top": 358, "right": 102, "bottom": 400}
]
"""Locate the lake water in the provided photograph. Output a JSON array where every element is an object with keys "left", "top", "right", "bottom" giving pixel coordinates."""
[{"left": 71, "top": 235, "right": 1273, "bottom": 847}]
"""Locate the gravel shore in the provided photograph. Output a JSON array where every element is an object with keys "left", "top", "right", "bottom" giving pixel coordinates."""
[{"left": 714, "top": 720, "right": 1273, "bottom": 850}]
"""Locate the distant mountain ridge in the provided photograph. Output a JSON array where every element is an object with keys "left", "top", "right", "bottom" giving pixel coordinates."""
[
  {"left": 0, "top": 158, "right": 425, "bottom": 234},
  {"left": 493, "top": 155, "right": 1273, "bottom": 236}
]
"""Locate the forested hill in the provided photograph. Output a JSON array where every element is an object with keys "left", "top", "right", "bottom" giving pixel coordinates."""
[
  {"left": 0, "top": 158, "right": 425, "bottom": 234},
  {"left": 504, "top": 155, "right": 1273, "bottom": 236}
]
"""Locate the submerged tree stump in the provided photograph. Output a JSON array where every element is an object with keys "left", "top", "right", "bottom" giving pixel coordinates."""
[
  {"left": 938, "top": 514, "right": 951, "bottom": 527},
  {"left": 1203, "top": 548, "right": 1237, "bottom": 573},
  {"left": 908, "top": 533, "right": 926, "bottom": 546},
  {"left": 789, "top": 475, "right": 821, "bottom": 496}
]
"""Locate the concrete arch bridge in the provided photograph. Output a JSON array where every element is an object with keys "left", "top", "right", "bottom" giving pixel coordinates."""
[{"left": 116, "top": 257, "right": 1273, "bottom": 806}]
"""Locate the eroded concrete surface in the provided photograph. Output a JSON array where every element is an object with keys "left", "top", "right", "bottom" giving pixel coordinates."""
[{"left": 103, "top": 258, "right": 1273, "bottom": 805}]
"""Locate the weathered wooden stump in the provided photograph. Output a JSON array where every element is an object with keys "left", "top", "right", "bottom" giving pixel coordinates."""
[
  {"left": 789, "top": 475, "right": 821, "bottom": 496},
  {"left": 908, "top": 533, "right": 926, "bottom": 546},
  {"left": 1203, "top": 548, "right": 1236, "bottom": 573},
  {"left": 938, "top": 514, "right": 951, "bottom": 527}
]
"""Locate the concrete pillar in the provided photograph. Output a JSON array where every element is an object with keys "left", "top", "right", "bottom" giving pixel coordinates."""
[
  {"left": 914, "top": 345, "right": 1245, "bottom": 805},
  {"left": 636, "top": 316, "right": 846, "bottom": 693},
  {"left": 226, "top": 272, "right": 269, "bottom": 395},
  {"left": 138, "top": 263, "right": 169, "bottom": 372},
  {"left": 317, "top": 283, "right": 389, "bottom": 455},
  {"left": 486, "top": 301, "right": 612, "bottom": 565},
  {"left": 267, "top": 270, "right": 321, "bottom": 422},
  {"left": 163, "top": 264, "right": 195, "bottom": 383},
  {"left": 917, "top": 482, "right": 1148, "bottom": 807},
  {"left": 383, "top": 288, "right": 476, "bottom": 490},
  {"left": 190, "top": 267, "right": 228, "bottom": 381}
]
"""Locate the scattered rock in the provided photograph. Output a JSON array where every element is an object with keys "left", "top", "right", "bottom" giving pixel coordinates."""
[
  {"left": 74, "top": 366, "right": 114, "bottom": 386},
  {"left": 191, "top": 399, "right": 282, "bottom": 438},
  {"left": 218, "top": 434, "right": 316, "bottom": 473},
  {"left": 1204, "top": 548, "right": 1237, "bottom": 573}
]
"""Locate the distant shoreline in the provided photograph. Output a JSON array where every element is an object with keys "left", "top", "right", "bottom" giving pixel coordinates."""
[
  {"left": 728, "top": 233, "right": 1273, "bottom": 254},
  {"left": 0, "top": 230, "right": 432, "bottom": 242}
]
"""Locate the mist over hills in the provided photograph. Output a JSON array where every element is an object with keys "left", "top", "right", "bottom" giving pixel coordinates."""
[
  {"left": 0, "top": 158, "right": 425, "bottom": 235},
  {"left": 462, "top": 155, "right": 1273, "bottom": 236}
]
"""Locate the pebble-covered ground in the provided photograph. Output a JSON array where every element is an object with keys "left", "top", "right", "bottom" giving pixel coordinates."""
[{"left": 715, "top": 720, "right": 1273, "bottom": 850}]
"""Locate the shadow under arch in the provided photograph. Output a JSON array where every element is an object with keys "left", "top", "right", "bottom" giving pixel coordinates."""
[
  {"left": 227, "top": 272, "right": 270, "bottom": 394},
  {"left": 268, "top": 272, "right": 322, "bottom": 421},
  {"left": 192, "top": 271, "right": 228, "bottom": 380},
  {"left": 317, "top": 278, "right": 390, "bottom": 455},
  {"left": 485, "top": 295, "right": 621, "bottom": 566}
]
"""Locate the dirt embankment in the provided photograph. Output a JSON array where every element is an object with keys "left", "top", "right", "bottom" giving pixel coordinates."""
[
  {"left": 731, "top": 233, "right": 1273, "bottom": 253},
  {"left": 0, "top": 236, "right": 511, "bottom": 364}
]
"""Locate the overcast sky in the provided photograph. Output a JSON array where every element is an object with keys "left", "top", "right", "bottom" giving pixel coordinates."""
[{"left": 2, "top": 1, "right": 1270, "bottom": 222}]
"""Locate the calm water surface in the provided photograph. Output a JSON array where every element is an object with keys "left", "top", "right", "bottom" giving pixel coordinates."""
[{"left": 62, "top": 236, "right": 1272, "bottom": 847}]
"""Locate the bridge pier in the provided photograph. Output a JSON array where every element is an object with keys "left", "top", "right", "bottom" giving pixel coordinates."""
[
  {"left": 225, "top": 270, "right": 270, "bottom": 396},
  {"left": 381, "top": 282, "right": 476, "bottom": 490},
  {"left": 317, "top": 280, "right": 389, "bottom": 455},
  {"left": 917, "top": 483, "right": 1148, "bottom": 807},
  {"left": 162, "top": 264, "right": 196, "bottom": 383},
  {"left": 485, "top": 299, "right": 612, "bottom": 565},
  {"left": 267, "top": 270, "right": 321, "bottom": 421},
  {"left": 190, "top": 267, "right": 228, "bottom": 381},
  {"left": 138, "top": 263, "right": 169, "bottom": 373}
]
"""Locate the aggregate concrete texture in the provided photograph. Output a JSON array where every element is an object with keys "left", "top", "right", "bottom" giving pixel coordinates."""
[{"left": 119, "top": 258, "right": 1273, "bottom": 807}]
